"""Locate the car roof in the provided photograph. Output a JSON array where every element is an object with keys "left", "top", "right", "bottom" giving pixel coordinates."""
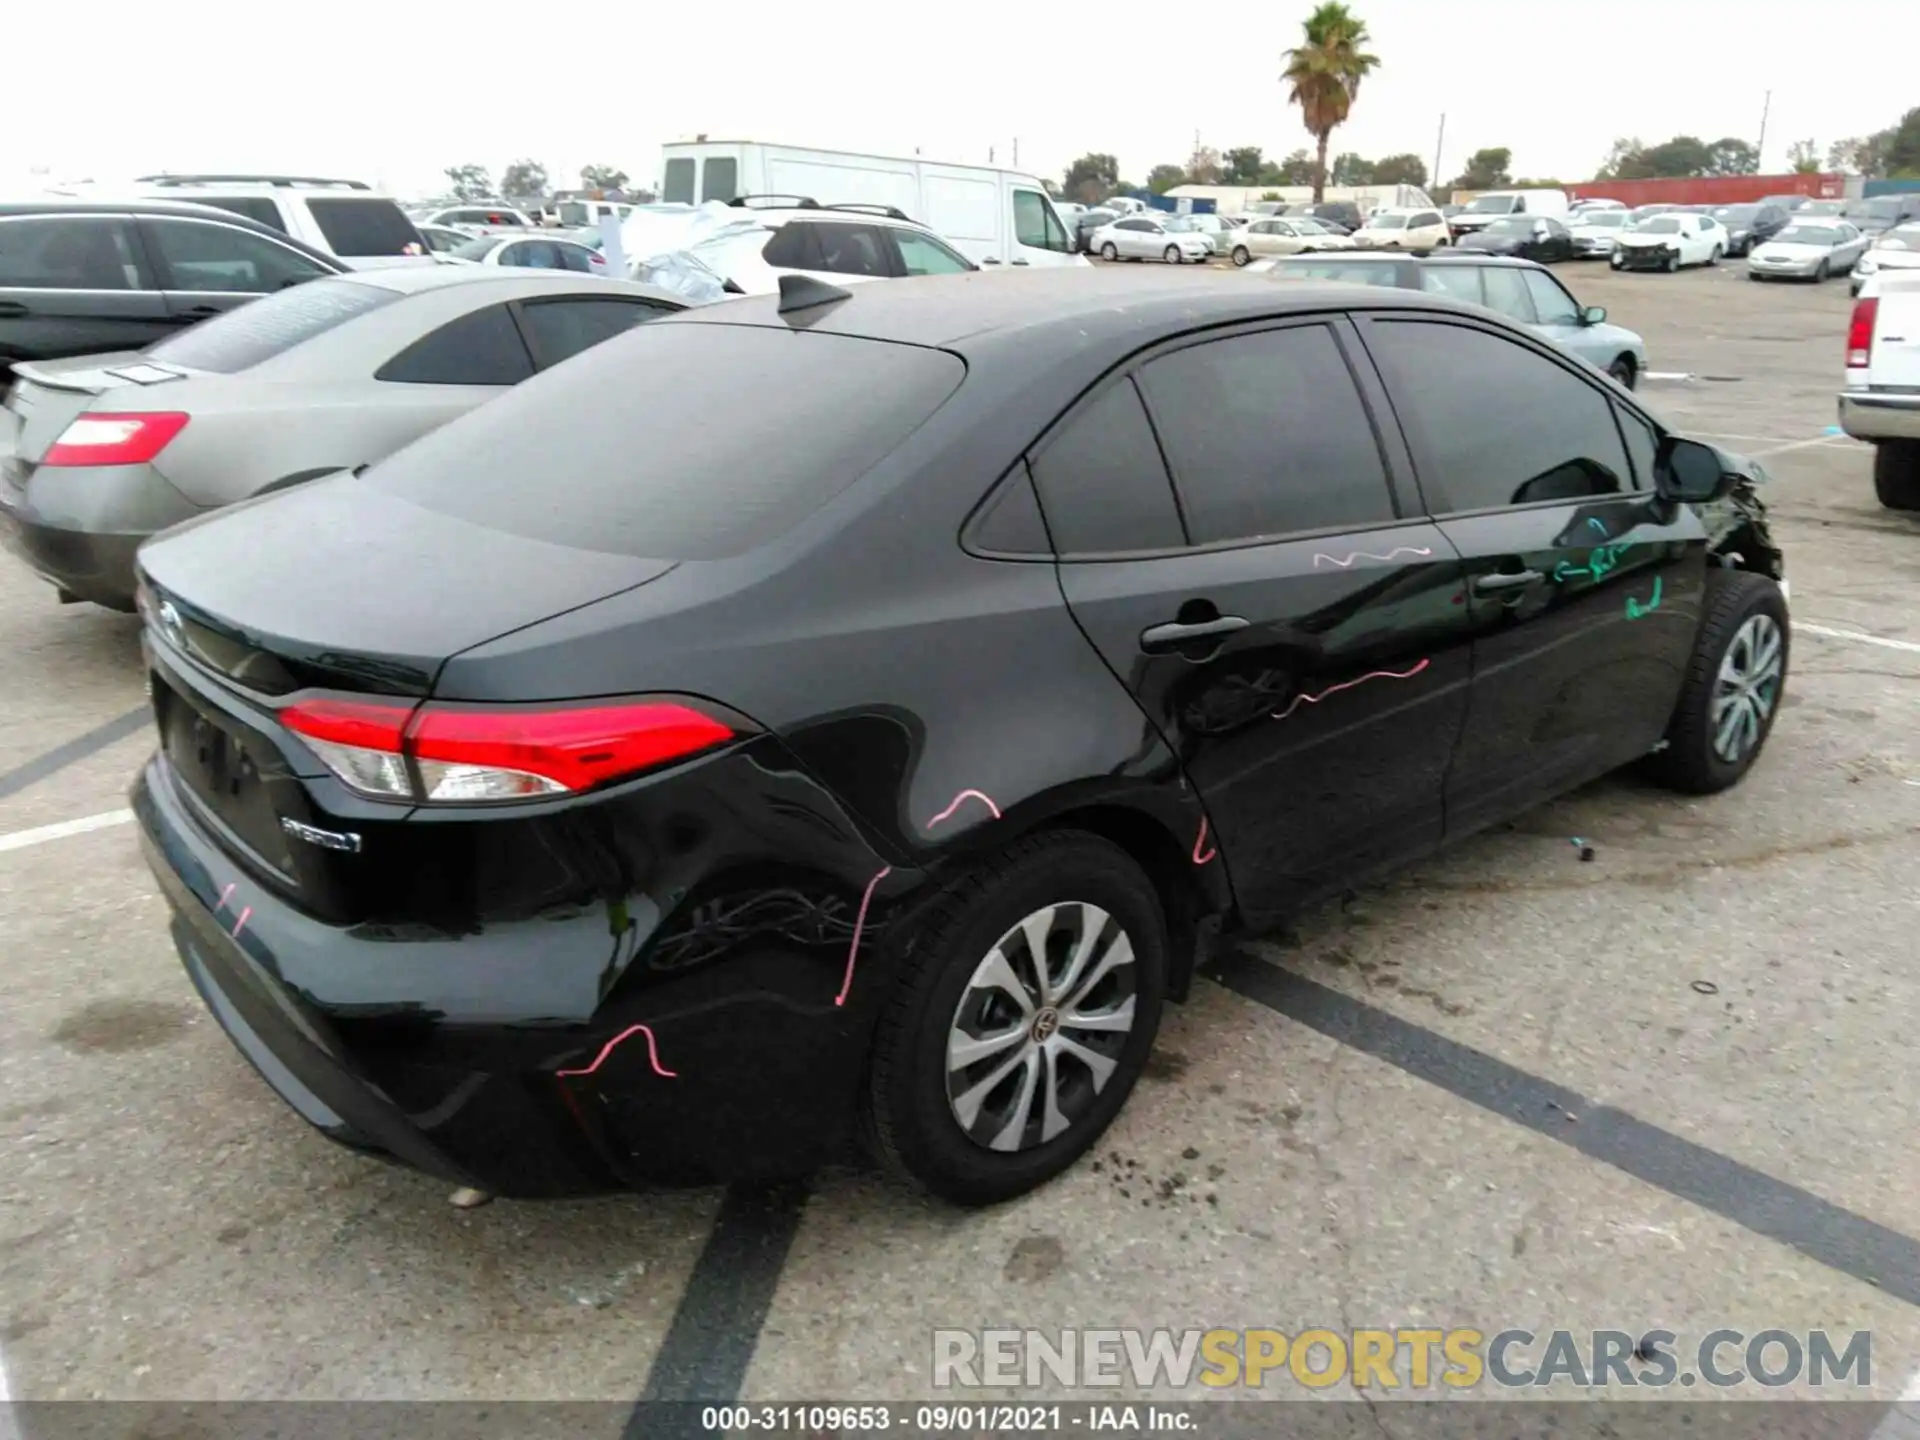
[
  {"left": 0, "top": 197, "right": 294, "bottom": 225},
  {"left": 1275, "top": 250, "right": 1545, "bottom": 269},
  {"left": 333, "top": 266, "right": 672, "bottom": 300},
  {"left": 720, "top": 206, "right": 942, "bottom": 234},
  {"left": 665, "top": 266, "right": 1471, "bottom": 354}
]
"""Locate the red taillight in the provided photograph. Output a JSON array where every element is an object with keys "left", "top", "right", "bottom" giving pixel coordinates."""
[
  {"left": 280, "top": 696, "right": 737, "bottom": 804},
  {"left": 1847, "top": 297, "right": 1878, "bottom": 368},
  {"left": 43, "top": 412, "right": 190, "bottom": 467}
]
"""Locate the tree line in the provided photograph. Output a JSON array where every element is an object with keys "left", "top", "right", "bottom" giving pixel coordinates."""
[{"left": 440, "top": 161, "right": 650, "bottom": 202}]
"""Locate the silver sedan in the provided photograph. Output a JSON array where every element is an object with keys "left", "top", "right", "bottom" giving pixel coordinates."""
[
  {"left": 1088, "top": 215, "right": 1214, "bottom": 264},
  {"left": 444, "top": 233, "right": 609, "bottom": 274},
  {"left": 1747, "top": 221, "right": 1869, "bottom": 282}
]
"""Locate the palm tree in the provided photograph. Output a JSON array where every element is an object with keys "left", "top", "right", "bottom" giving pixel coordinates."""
[{"left": 1281, "top": 3, "right": 1381, "bottom": 202}]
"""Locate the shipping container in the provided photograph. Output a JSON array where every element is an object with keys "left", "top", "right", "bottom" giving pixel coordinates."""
[
  {"left": 1864, "top": 178, "right": 1920, "bottom": 198},
  {"left": 1568, "top": 173, "right": 1845, "bottom": 207}
]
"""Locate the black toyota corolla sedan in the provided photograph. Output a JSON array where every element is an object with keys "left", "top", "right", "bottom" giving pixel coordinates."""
[{"left": 132, "top": 268, "right": 1787, "bottom": 1206}]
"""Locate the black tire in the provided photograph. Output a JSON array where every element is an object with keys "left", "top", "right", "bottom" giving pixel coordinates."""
[
  {"left": 1609, "top": 251, "right": 1625, "bottom": 270},
  {"left": 1875, "top": 440, "right": 1920, "bottom": 510},
  {"left": 1608, "top": 355, "right": 1637, "bottom": 390},
  {"left": 865, "top": 831, "right": 1169, "bottom": 1206},
  {"left": 1641, "top": 571, "right": 1789, "bottom": 795},
  {"left": 1664, "top": 251, "right": 1679, "bottom": 273},
  {"left": 1813, "top": 259, "right": 1830, "bottom": 283},
  {"left": 1708, "top": 245, "right": 1723, "bottom": 266},
  {"left": 1749, "top": 271, "right": 1764, "bottom": 282},
  {"left": 1100, "top": 242, "right": 1118, "bottom": 262},
  {"left": 1231, "top": 245, "right": 1251, "bottom": 267},
  {"left": 1163, "top": 245, "right": 1181, "bottom": 264}
]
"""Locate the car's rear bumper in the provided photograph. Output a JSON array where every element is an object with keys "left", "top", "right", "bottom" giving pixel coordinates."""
[
  {"left": 0, "top": 458, "right": 198, "bottom": 610},
  {"left": 133, "top": 737, "right": 894, "bottom": 1195},
  {"left": 1839, "top": 390, "right": 1920, "bottom": 442}
]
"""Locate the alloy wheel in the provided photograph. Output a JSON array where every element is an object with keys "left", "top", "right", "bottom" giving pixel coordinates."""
[
  {"left": 944, "top": 902, "right": 1139, "bottom": 1153},
  {"left": 1711, "top": 614, "right": 1784, "bottom": 763}
]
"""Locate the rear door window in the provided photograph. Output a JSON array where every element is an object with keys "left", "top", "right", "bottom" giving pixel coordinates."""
[
  {"left": 143, "top": 218, "right": 331, "bottom": 293},
  {"left": 516, "top": 297, "right": 672, "bottom": 368},
  {"left": 0, "top": 215, "right": 148, "bottom": 290},
  {"left": 1480, "top": 266, "right": 1536, "bottom": 323},
  {"left": 365, "top": 324, "right": 965, "bottom": 559},
  {"left": 1028, "top": 378, "right": 1185, "bottom": 554},
  {"left": 555, "top": 243, "right": 598, "bottom": 274},
  {"left": 306, "top": 198, "right": 424, "bottom": 257},
  {"left": 701, "top": 158, "right": 739, "bottom": 203},
  {"left": 662, "top": 158, "right": 696, "bottom": 205},
  {"left": 1136, "top": 324, "right": 1396, "bottom": 544},
  {"left": 890, "top": 229, "right": 974, "bottom": 275},
  {"left": 1419, "top": 266, "right": 1482, "bottom": 303},
  {"left": 191, "top": 196, "right": 287, "bottom": 232},
  {"left": 810, "top": 224, "right": 891, "bottom": 277},
  {"left": 144, "top": 277, "right": 397, "bottom": 372},
  {"left": 374, "top": 303, "right": 535, "bottom": 386}
]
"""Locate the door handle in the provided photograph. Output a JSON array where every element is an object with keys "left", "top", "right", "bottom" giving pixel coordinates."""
[
  {"left": 981, "top": 257, "right": 1002, "bottom": 265},
  {"left": 176, "top": 305, "right": 223, "bottom": 319},
  {"left": 1141, "top": 615, "right": 1250, "bottom": 652},
  {"left": 1011, "top": 258, "right": 1030, "bottom": 266},
  {"left": 1472, "top": 570, "right": 1545, "bottom": 594}
]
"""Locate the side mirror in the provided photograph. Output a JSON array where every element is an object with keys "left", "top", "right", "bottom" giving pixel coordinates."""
[
  {"left": 1582, "top": 304, "right": 1606, "bottom": 326},
  {"left": 1656, "top": 437, "right": 1737, "bottom": 505}
]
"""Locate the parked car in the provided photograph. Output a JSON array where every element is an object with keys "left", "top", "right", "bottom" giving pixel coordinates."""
[
  {"left": 416, "top": 224, "right": 473, "bottom": 256},
  {"left": 1840, "top": 272, "right": 1920, "bottom": 508},
  {"left": 127, "top": 266, "right": 1785, "bottom": 1206},
  {"left": 1569, "top": 198, "right": 1626, "bottom": 214},
  {"left": 446, "top": 234, "right": 608, "bottom": 274},
  {"left": 1756, "top": 194, "right": 1811, "bottom": 213},
  {"left": 1, "top": 199, "right": 347, "bottom": 368},
  {"left": 1224, "top": 218, "right": 1356, "bottom": 266},
  {"left": 1455, "top": 215, "right": 1575, "bottom": 263},
  {"left": 1267, "top": 252, "right": 1648, "bottom": 387},
  {"left": 1074, "top": 207, "right": 1120, "bottom": 254},
  {"left": 635, "top": 206, "right": 980, "bottom": 301},
  {"left": 1164, "top": 215, "right": 1220, "bottom": 257},
  {"left": 423, "top": 204, "right": 540, "bottom": 236},
  {"left": 1842, "top": 196, "right": 1920, "bottom": 238},
  {"left": 1746, "top": 220, "right": 1868, "bottom": 282},
  {"left": 1349, "top": 207, "right": 1451, "bottom": 251},
  {"left": 128, "top": 175, "right": 430, "bottom": 270},
  {"left": 1568, "top": 208, "right": 1635, "bottom": 259},
  {"left": 1851, "top": 222, "right": 1920, "bottom": 296},
  {"left": 1090, "top": 215, "right": 1213, "bottom": 263},
  {"left": 1175, "top": 213, "right": 1236, "bottom": 253},
  {"left": 1447, "top": 189, "right": 1571, "bottom": 237},
  {"left": 1282, "top": 202, "right": 1360, "bottom": 233},
  {"left": 555, "top": 199, "right": 634, "bottom": 229},
  {"left": 1710, "top": 204, "right": 1790, "bottom": 258},
  {"left": 1611, "top": 213, "right": 1723, "bottom": 271},
  {"left": 0, "top": 268, "right": 683, "bottom": 610}
]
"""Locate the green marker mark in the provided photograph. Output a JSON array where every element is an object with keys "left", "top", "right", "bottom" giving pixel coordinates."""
[{"left": 1625, "top": 576, "right": 1663, "bottom": 620}]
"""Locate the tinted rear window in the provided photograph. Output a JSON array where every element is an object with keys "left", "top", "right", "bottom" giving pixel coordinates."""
[
  {"left": 364, "top": 324, "right": 966, "bottom": 559},
  {"left": 193, "top": 196, "right": 287, "bottom": 232},
  {"left": 144, "top": 277, "right": 397, "bottom": 372},
  {"left": 307, "top": 198, "right": 422, "bottom": 256}
]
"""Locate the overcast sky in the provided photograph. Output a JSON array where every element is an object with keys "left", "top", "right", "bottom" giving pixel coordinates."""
[{"left": 5, "top": 0, "right": 1915, "bottom": 198}]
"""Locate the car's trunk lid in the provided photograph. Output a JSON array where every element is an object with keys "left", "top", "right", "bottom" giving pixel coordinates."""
[
  {"left": 138, "top": 470, "right": 678, "bottom": 698},
  {"left": 1868, "top": 281, "right": 1920, "bottom": 389},
  {"left": 4, "top": 354, "right": 195, "bottom": 464}
]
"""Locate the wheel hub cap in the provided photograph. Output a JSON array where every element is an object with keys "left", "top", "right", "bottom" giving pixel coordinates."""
[{"left": 1709, "top": 613, "right": 1784, "bottom": 763}]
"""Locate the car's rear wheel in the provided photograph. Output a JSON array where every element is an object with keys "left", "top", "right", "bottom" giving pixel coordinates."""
[
  {"left": 1100, "top": 242, "right": 1119, "bottom": 261},
  {"left": 1874, "top": 440, "right": 1920, "bottom": 510},
  {"left": 866, "top": 831, "right": 1168, "bottom": 1206},
  {"left": 1164, "top": 245, "right": 1182, "bottom": 264},
  {"left": 1608, "top": 355, "right": 1637, "bottom": 390},
  {"left": 1231, "top": 245, "right": 1251, "bottom": 267},
  {"left": 1642, "top": 571, "right": 1788, "bottom": 795}
]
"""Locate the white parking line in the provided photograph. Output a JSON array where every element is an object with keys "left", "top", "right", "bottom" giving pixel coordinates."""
[
  {"left": 1798, "top": 623, "right": 1920, "bottom": 655},
  {"left": 0, "top": 808, "right": 133, "bottom": 855},
  {"left": 0, "top": 1341, "right": 18, "bottom": 1440}
]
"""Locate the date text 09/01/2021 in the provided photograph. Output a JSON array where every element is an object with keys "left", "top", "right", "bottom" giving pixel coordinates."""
[{"left": 699, "top": 1404, "right": 1194, "bottom": 1432}]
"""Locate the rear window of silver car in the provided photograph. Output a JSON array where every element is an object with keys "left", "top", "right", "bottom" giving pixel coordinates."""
[
  {"left": 361, "top": 323, "right": 967, "bottom": 560},
  {"left": 144, "top": 277, "right": 399, "bottom": 373}
]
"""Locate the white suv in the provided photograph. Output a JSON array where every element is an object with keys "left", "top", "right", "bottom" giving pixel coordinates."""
[
  {"left": 130, "top": 174, "right": 430, "bottom": 269},
  {"left": 633, "top": 200, "right": 978, "bottom": 302}
]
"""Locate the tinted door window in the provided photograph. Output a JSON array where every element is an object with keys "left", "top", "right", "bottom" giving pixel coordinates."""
[
  {"left": 701, "top": 158, "right": 739, "bottom": 203},
  {"left": 146, "top": 219, "right": 331, "bottom": 293},
  {"left": 0, "top": 216, "right": 146, "bottom": 289},
  {"left": 1616, "top": 404, "right": 1658, "bottom": 489},
  {"left": 510, "top": 240, "right": 565, "bottom": 270},
  {"left": 891, "top": 229, "right": 973, "bottom": 275},
  {"left": 374, "top": 303, "right": 535, "bottom": 385},
  {"left": 555, "top": 242, "right": 598, "bottom": 273},
  {"left": 1480, "top": 266, "right": 1536, "bottom": 322},
  {"left": 1028, "top": 378, "right": 1185, "bottom": 554},
  {"left": 517, "top": 298, "right": 668, "bottom": 368},
  {"left": 1367, "top": 319, "right": 1631, "bottom": 511},
  {"left": 1521, "top": 269, "right": 1579, "bottom": 325},
  {"left": 306, "top": 199, "right": 423, "bottom": 257},
  {"left": 811, "top": 224, "right": 889, "bottom": 277},
  {"left": 194, "top": 197, "right": 287, "bottom": 232},
  {"left": 1137, "top": 325, "right": 1396, "bottom": 544},
  {"left": 758, "top": 224, "right": 817, "bottom": 270}
]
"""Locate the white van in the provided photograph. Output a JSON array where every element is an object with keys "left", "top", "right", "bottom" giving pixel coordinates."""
[
  {"left": 658, "top": 140, "right": 1087, "bottom": 270},
  {"left": 557, "top": 198, "right": 634, "bottom": 229},
  {"left": 1449, "top": 188, "right": 1571, "bottom": 236}
]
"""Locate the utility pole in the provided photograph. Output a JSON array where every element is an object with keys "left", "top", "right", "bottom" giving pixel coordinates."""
[
  {"left": 1432, "top": 113, "right": 1446, "bottom": 193},
  {"left": 1756, "top": 90, "right": 1772, "bottom": 172}
]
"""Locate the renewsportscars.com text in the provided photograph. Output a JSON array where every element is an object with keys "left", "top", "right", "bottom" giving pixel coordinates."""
[{"left": 932, "top": 1328, "right": 1872, "bottom": 1391}]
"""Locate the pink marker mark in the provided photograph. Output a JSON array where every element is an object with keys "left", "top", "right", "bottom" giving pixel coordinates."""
[
  {"left": 1312, "top": 546, "right": 1433, "bottom": 570},
  {"left": 214, "top": 883, "right": 236, "bottom": 914},
  {"left": 1192, "top": 817, "right": 1216, "bottom": 866},
  {"left": 927, "top": 788, "right": 1002, "bottom": 828},
  {"left": 229, "top": 906, "right": 252, "bottom": 939},
  {"left": 556, "top": 1024, "right": 677, "bottom": 1080},
  {"left": 1272, "top": 658, "right": 1433, "bottom": 722},
  {"left": 835, "top": 865, "right": 894, "bottom": 1008}
]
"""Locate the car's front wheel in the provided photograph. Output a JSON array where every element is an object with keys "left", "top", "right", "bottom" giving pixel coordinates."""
[
  {"left": 866, "top": 831, "right": 1168, "bottom": 1205},
  {"left": 1231, "top": 245, "right": 1251, "bottom": 267},
  {"left": 1874, "top": 439, "right": 1920, "bottom": 510},
  {"left": 1100, "top": 242, "right": 1118, "bottom": 261},
  {"left": 1608, "top": 355, "right": 1638, "bottom": 390},
  {"left": 1642, "top": 571, "right": 1788, "bottom": 795},
  {"left": 1610, "top": 250, "right": 1625, "bottom": 270},
  {"left": 1708, "top": 244, "right": 1723, "bottom": 265},
  {"left": 1813, "top": 259, "right": 1830, "bottom": 283},
  {"left": 1164, "top": 245, "right": 1182, "bottom": 264}
]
